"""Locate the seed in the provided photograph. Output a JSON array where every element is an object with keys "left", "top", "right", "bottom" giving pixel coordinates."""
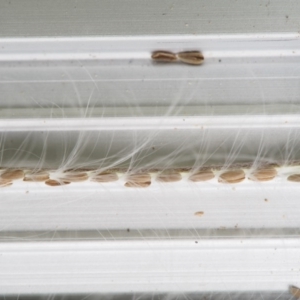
[
  {"left": 189, "top": 170, "right": 214, "bottom": 182},
  {"left": 59, "top": 172, "right": 88, "bottom": 182},
  {"left": 194, "top": 211, "right": 204, "bottom": 217},
  {"left": 0, "top": 182, "right": 12, "bottom": 188},
  {"left": 290, "top": 286, "right": 300, "bottom": 298},
  {"left": 151, "top": 51, "right": 177, "bottom": 62},
  {"left": 288, "top": 174, "right": 300, "bottom": 182},
  {"left": 249, "top": 168, "right": 277, "bottom": 181},
  {"left": 125, "top": 173, "right": 151, "bottom": 188},
  {"left": 0, "top": 170, "right": 24, "bottom": 180},
  {"left": 177, "top": 51, "right": 204, "bottom": 65},
  {"left": 91, "top": 172, "right": 118, "bottom": 183},
  {"left": 24, "top": 171, "right": 50, "bottom": 182},
  {"left": 0, "top": 178, "right": 12, "bottom": 187},
  {"left": 219, "top": 170, "right": 245, "bottom": 184},
  {"left": 156, "top": 171, "right": 182, "bottom": 182},
  {"left": 45, "top": 179, "right": 71, "bottom": 186}
]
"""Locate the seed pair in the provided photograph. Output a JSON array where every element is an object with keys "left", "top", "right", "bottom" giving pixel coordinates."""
[{"left": 151, "top": 50, "right": 204, "bottom": 65}]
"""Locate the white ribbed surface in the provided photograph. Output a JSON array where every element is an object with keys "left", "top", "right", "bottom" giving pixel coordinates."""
[
  {"left": 1, "top": 0, "right": 300, "bottom": 296},
  {"left": 1, "top": 238, "right": 300, "bottom": 294}
]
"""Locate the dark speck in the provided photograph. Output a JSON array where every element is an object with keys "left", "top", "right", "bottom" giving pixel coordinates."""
[
  {"left": 219, "top": 59, "right": 222, "bottom": 63},
  {"left": 127, "top": 228, "right": 130, "bottom": 232}
]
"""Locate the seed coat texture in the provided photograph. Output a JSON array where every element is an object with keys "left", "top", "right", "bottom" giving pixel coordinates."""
[
  {"left": 219, "top": 170, "right": 245, "bottom": 184},
  {"left": 151, "top": 51, "right": 177, "bottom": 62},
  {"left": 177, "top": 51, "right": 204, "bottom": 65},
  {"left": 288, "top": 174, "right": 300, "bottom": 182},
  {"left": 45, "top": 179, "right": 71, "bottom": 186},
  {"left": 249, "top": 168, "right": 277, "bottom": 181},
  {"left": 0, "top": 169, "right": 24, "bottom": 180},
  {"left": 156, "top": 171, "right": 182, "bottom": 182},
  {"left": 59, "top": 172, "right": 89, "bottom": 182},
  {"left": 125, "top": 173, "right": 151, "bottom": 188},
  {"left": 91, "top": 172, "right": 119, "bottom": 182},
  {"left": 189, "top": 170, "right": 215, "bottom": 182},
  {"left": 24, "top": 171, "right": 50, "bottom": 182}
]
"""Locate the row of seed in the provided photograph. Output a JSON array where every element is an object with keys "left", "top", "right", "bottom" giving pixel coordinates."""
[{"left": 1, "top": 166, "right": 300, "bottom": 188}]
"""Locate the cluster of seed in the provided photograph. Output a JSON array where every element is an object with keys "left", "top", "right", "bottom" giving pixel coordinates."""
[
  {"left": 151, "top": 50, "right": 204, "bottom": 65},
  {"left": 1, "top": 165, "right": 300, "bottom": 188}
]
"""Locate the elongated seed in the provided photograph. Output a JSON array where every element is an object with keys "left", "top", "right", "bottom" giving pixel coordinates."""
[
  {"left": 290, "top": 286, "right": 300, "bottom": 299},
  {"left": 151, "top": 51, "right": 177, "bottom": 62},
  {"left": 194, "top": 211, "right": 204, "bottom": 217},
  {"left": 189, "top": 170, "right": 214, "bottom": 182},
  {"left": 156, "top": 171, "right": 182, "bottom": 182},
  {"left": 219, "top": 170, "right": 245, "bottom": 184},
  {"left": 0, "top": 182, "right": 12, "bottom": 188},
  {"left": 0, "top": 178, "right": 12, "bottom": 186},
  {"left": 249, "top": 168, "right": 277, "bottom": 181},
  {"left": 0, "top": 170, "right": 24, "bottom": 180},
  {"left": 45, "top": 179, "right": 71, "bottom": 186},
  {"left": 125, "top": 173, "right": 151, "bottom": 188},
  {"left": 24, "top": 171, "right": 50, "bottom": 182},
  {"left": 288, "top": 174, "right": 300, "bottom": 182},
  {"left": 59, "top": 172, "right": 89, "bottom": 182},
  {"left": 177, "top": 51, "right": 204, "bottom": 65},
  {"left": 91, "top": 172, "right": 118, "bottom": 183}
]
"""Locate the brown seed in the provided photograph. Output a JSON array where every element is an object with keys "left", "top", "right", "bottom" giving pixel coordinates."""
[
  {"left": 151, "top": 51, "right": 177, "bottom": 62},
  {"left": 177, "top": 51, "right": 204, "bottom": 65},
  {"left": 0, "top": 170, "right": 24, "bottom": 181},
  {"left": 194, "top": 211, "right": 204, "bottom": 217},
  {"left": 189, "top": 170, "right": 214, "bottom": 182},
  {"left": 125, "top": 173, "right": 151, "bottom": 188},
  {"left": 156, "top": 171, "right": 182, "bottom": 182},
  {"left": 249, "top": 168, "right": 277, "bottom": 181},
  {"left": 59, "top": 172, "right": 88, "bottom": 182},
  {"left": 24, "top": 171, "right": 50, "bottom": 182},
  {"left": 219, "top": 170, "right": 245, "bottom": 184},
  {"left": 45, "top": 179, "right": 71, "bottom": 186},
  {"left": 91, "top": 172, "right": 119, "bottom": 183},
  {"left": 290, "top": 286, "right": 300, "bottom": 299},
  {"left": 288, "top": 174, "right": 300, "bottom": 182}
]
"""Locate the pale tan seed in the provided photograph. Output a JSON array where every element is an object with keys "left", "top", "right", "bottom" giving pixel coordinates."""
[
  {"left": 156, "top": 171, "right": 182, "bottom": 182},
  {"left": 0, "top": 178, "right": 12, "bottom": 186},
  {"left": 59, "top": 172, "right": 89, "bottom": 182},
  {"left": 290, "top": 286, "right": 300, "bottom": 299},
  {"left": 288, "top": 174, "right": 300, "bottom": 182},
  {"left": 151, "top": 51, "right": 177, "bottom": 62},
  {"left": 249, "top": 168, "right": 277, "bottom": 181},
  {"left": 219, "top": 170, "right": 245, "bottom": 184},
  {"left": 0, "top": 170, "right": 24, "bottom": 180},
  {"left": 45, "top": 179, "right": 71, "bottom": 187},
  {"left": 91, "top": 172, "right": 119, "bottom": 183},
  {"left": 189, "top": 170, "right": 214, "bottom": 182},
  {"left": 125, "top": 181, "right": 151, "bottom": 188},
  {"left": 125, "top": 173, "right": 151, "bottom": 188},
  {"left": 0, "top": 182, "right": 12, "bottom": 188},
  {"left": 24, "top": 171, "right": 50, "bottom": 182},
  {"left": 194, "top": 211, "right": 204, "bottom": 217},
  {"left": 177, "top": 51, "right": 204, "bottom": 65}
]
